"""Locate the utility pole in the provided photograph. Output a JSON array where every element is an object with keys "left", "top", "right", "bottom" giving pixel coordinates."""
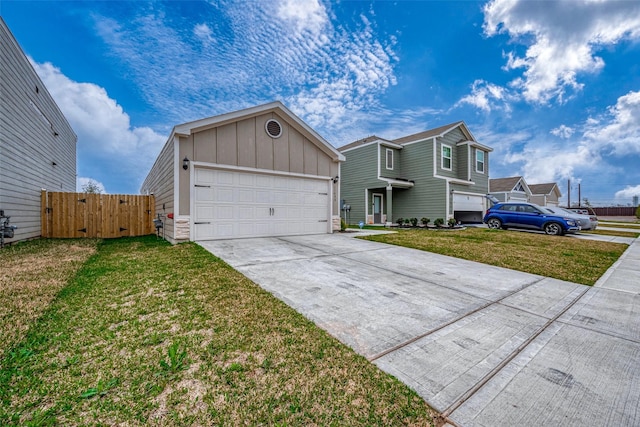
[
  {"left": 578, "top": 183, "right": 581, "bottom": 207},
  {"left": 567, "top": 179, "right": 571, "bottom": 208}
]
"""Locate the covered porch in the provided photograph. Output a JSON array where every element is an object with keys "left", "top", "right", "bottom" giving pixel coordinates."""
[{"left": 365, "top": 178, "right": 414, "bottom": 225}]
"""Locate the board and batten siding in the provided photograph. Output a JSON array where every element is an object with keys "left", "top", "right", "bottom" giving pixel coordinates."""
[
  {"left": 178, "top": 112, "right": 339, "bottom": 218},
  {"left": 0, "top": 18, "right": 76, "bottom": 242},
  {"left": 140, "top": 136, "right": 176, "bottom": 242},
  {"left": 340, "top": 143, "right": 381, "bottom": 224}
]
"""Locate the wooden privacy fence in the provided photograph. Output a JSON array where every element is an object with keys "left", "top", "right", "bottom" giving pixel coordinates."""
[
  {"left": 41, "top": 191, "right": 155, "bottom": 238},
  {"left": 592, "top": 206, "right": 636, "bottom": 217}
]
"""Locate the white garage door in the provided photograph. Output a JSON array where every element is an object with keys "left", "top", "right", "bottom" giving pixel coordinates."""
[
  {"left": 193, "top": 168, "right": 330, "bottom": 241},
  {"left": 453, "top": 193, "right": 484, "bottom": 212}
]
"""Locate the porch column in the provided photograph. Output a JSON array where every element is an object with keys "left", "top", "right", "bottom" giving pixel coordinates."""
[{"left": 386, "top": 185, "right": 393, "bottom": 226}]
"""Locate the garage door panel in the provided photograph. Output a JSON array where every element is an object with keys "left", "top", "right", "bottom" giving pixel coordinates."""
[
  {"left": 238, "top": 173, "right": 255, "bottom": 186},
  {"left": 217, "top": 188, "right": 234, "bottom": 203},
  {"left": 216, "top": 206, "right": 234, "bottom": 220},
  {"left": 218, "top": 171, "right": 234, "bottom": 185},
  {"left": 453, "top": 194, "right": 484, "bottom": 211},
  {"left": 237, "top": 189, "right": 254, "bottom": 203},
  {"left": 194, "top": 168, "right": 330, "bottom": 240}
]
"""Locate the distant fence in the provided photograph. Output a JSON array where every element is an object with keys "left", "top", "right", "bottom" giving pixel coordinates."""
[
  {"left": 41, "top": 191, "right": 155, "bottom": 238},
  {"left": 591, "top": 206, "right": 636, "bottom": 217}
]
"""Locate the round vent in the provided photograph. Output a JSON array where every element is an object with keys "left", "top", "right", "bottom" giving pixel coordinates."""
[{"left": 265, "top": 119, "right": 282, "bottom": 138}]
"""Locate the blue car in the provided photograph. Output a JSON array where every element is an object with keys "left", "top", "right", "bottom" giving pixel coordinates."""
[{"left": 483, "top": 202, "right": 580, "bottom": 236}]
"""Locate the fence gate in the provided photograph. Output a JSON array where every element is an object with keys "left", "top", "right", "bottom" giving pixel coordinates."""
[{"left": 41, "top": 191, "right": 155, "bottom": 238}]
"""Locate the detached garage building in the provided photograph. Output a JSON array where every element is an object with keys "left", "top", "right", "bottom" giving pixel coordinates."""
[{"left": 141, "top": 102, "right": 344, "bottom": 243}]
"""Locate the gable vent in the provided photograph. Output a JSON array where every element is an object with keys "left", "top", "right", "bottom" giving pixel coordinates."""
[{"left": 265, "top": 119, "right": 282, "bottom": 138}]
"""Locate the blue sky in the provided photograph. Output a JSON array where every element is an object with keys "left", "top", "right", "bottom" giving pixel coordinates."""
[{"left": 3, "top": 0, "right": 640, "bottom": 206}]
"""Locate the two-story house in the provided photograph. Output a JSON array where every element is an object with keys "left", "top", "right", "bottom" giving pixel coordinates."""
[{"left": 338, "top": 122, "right": 492, "bottom": 225}]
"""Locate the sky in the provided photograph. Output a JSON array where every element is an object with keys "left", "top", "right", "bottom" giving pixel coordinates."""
[{"left": 2, "top": 0, "right": 640, "bottom": 206}]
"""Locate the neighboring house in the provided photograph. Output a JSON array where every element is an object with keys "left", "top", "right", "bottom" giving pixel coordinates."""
[
  {"left": 141, "top": 102, "right": 344, "bottom": 243},
  {"left": 0, "top": 18, "right": 77, "bottom": 243},
  {"left": 489, "top": 176, "right": 531, "bottom": 203},
  {"left": 528, "top": 183, "right": 562, "bottom": 207},
  {"left": 338, "top": 122, "right": 492, "bottom": 225}
]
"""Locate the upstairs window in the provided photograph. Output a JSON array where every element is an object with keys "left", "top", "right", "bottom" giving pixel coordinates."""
[
  {"left": 386, "top": 149, "right": 393, "bottom": 170},
  {"left": 441, "top": 144, "right": 452, "bottom": 170},
  {"left": 476, "top": 149, "right": 485, "bottom": 173}
]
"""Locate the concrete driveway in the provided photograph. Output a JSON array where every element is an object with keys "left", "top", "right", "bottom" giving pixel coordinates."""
[{"left": 199, "top": 233, "right": 640, "bottom": 426}]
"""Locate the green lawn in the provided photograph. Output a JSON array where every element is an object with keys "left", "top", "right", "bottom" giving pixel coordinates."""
[
  {"left": 581, "top": 229, "right": 640, "bottom": 238},
  {"left": 0, "top": 237, "right": 435, "bottom": 426},
  {"left": 359, "top": 228, "right": 628, "bottom": 285}
]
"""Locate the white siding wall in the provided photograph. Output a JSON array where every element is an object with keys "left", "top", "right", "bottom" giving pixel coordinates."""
[{"left": 0, "top": 18, "right": 77, "bottom": 242}]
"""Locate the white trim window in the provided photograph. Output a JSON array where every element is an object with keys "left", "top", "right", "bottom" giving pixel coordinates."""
[
  {"left": 441, "top": 144, "right": 452, "bottom": 170},
  {"left": 476, "top": 149, "right": 485, "bottom": 173},
  {"left": 386, "top": 148, "right": 393, "bottom": 170}
]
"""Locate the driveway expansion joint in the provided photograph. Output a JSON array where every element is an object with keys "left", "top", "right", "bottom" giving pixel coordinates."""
[
  {"left": 440, "top": 285, "right": 590, "bottom": 421},
  {"left": 368, "top": 277, "right": 546, "bottom": 362}
]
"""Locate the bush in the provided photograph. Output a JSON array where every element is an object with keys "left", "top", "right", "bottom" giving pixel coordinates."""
[
  {"left": 448, "top": 218, "right": 457, "bottom": 228},
  {"left": 340, "top": 218, "right": 347, "bottom": 231},
  {"left": 404, "top": 218, "right": 411, "bottom": 226},
  {"left": 396, "top": 218, "right": 404, "bottom": 227},
  {"left": 410, "top": 218, "right": 418, "bottom": 227},
  {"left": 421, "top": 217, "right": 430, "bottom": 226},
  {"left": 434, "top": 218, "right": 444, "bottom": 227}
]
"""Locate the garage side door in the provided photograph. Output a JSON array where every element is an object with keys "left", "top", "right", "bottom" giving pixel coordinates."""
[{"left": 193, "top": 168, "right": 330, "bottom": 240}]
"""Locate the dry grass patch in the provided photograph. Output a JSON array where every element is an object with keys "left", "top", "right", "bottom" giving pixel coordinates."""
[
  {"left": 360, "top": 228, "right": 627, "bottom": 285},
  {"left": 0, "top": 236, "right": 435, "bottom": 426},
  {"left": 0, "top": 239, "right": 97, "bottom": 355}
]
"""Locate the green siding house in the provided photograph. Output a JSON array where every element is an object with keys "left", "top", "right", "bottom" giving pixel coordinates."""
[{"left": 338, "top": 122, "right": 492, "bottom": 225}]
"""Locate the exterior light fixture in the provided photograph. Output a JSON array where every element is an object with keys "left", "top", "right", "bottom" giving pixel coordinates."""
[
  {"left": 182, "top": 156, "right": 189, "bottom": 170},
  {"left": 332, "top": 175, "right": 339, "bottom": 183}
]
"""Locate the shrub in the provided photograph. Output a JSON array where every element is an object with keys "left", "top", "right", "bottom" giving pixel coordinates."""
[
  {"left": 404, "top": 218, "right": 411, "bottom": 225},
  {"left": 396, "top": 218, "right": 404, "bottom": 227},
  {"left": 340, "top": 218, "right": 347, "bottom": 231},
  {"left": 410, "top": 218, "right": 418, "bottom": 227},
  {"left": 448, "top": 218, "right": 457, "bottom": 228},
  {"left": 434, "top": 218, "right": 444, "bottom": 227},
  {"left": 421, "top": 217, "right": 430, "bottom": 226}
]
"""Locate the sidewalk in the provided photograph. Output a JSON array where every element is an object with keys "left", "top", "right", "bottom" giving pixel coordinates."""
[{"left": 594, "top": 236, "right": 640, "bottom": 293}]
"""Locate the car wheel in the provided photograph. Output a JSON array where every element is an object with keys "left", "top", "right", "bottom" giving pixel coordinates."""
[
  {"left": 544, "top": 222, "right": 563, "bottom": 236},
  {"left": 487, "top": 218, "right": 502, "bottom": 229}
]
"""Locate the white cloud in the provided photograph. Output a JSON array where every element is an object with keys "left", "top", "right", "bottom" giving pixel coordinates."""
[
  {"left": 511, "top": 143, "right": 596, "bottom": 184},
  {"left": 483, "top": 0, "right": 640, "bottom": 104},
  {"left": 583, "top": 90, "right": 640, "bottom": 155},
  {"left": 194, "top": 23, "right": 215, "bottom": 44},
  {"left": 615, "top": 185, "right": 640, "bottom": 200},
  {"left": 277, "top": 0, "right": 328, "bottom": 39},
  {"left": 456, "top": 79, "right": 512, "bottom": 113},
  {"left": 91, "top": 1, "right": 398, "bottom": 145},
  {"left": 550, "top": 125, "right": 574, "bottom": 139},
  {"left": 31, "top": 60, "right": 166, "bottom": 193},
  {"left": 77, "top": 177, "right": 106, "bottom": 193}
]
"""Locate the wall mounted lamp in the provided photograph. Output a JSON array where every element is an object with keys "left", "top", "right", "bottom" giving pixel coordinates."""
[
  {"left": 182, "top": 156, "right": 190, "bottom": 170},
  {"left": 332, "top": 175, "right": 339, "bottom": 183}
]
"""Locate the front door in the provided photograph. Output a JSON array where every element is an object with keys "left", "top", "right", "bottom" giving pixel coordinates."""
[{"left": 373, "top": 194, "right": 382, "bottom": 224}]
